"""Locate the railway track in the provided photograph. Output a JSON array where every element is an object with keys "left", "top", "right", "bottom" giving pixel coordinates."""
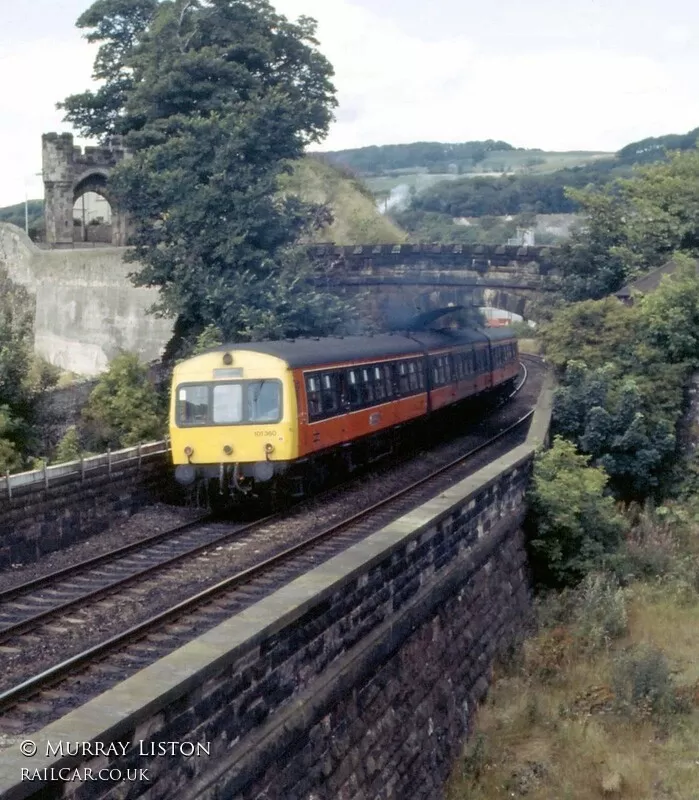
[{"left": 0, "top": 358, "right": 539, "bottom": 731}]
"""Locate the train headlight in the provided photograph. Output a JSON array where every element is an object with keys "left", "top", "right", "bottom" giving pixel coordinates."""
[
  {"left": 222, "top": 352, "right": 233, "bottom": 365},
  {"left": 223, "top": 445, "right": 233, "bottom": 455},
  {"left": 184, "top": 446, "right": 194, "bottom": 458},
  {"left": 264, "top": 443, "right": 274, "bottom": 455}
]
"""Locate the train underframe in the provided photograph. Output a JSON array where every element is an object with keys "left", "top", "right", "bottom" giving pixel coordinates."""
[{"left": 179, "top": 375, "right": 518, "bottom": 513}]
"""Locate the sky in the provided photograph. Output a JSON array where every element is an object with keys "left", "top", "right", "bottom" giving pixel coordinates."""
[{"left": 1, "top": 0, "right": 698, "bottom": 207}]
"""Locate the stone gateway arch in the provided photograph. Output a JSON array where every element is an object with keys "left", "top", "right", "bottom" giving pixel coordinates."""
[{"left": 42, "top": 133, "right": 131, "bottom": 247}]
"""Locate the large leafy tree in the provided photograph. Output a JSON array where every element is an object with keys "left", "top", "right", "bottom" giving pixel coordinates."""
[
  {"left": 60, "top": 0, "right": 356, "bottom": 352},
  {"left": 554, "top": 146, "right": 699, "bottom": 302},
  {"left": 58, "top": 0, "right": 158, "bottom": 138}
]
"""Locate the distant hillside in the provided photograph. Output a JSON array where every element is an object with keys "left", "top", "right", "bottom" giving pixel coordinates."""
[
  {"left": 0, "top": 158, "right": 407, "bottom": 247},
  {"left": 279, "top": 157, "right": 407, "bottom": 244},
  {"left": 317, "top": 140, "right": 612, "bottom": 180},
  {"left": 0, "top": 199, "right": 43, "bottom": 239},
  {"left": 316, "top": 140, "right": 518, "bottom": 176}
]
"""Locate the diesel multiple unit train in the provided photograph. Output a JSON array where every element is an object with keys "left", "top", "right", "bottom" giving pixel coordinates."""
[{"left": 170, "top": 327, "right": 519, "bottom": 505}]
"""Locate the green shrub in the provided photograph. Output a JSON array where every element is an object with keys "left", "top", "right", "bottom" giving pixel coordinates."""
[
  {"left": 611, "top": 645, "right": 685, "bottom": 718},
  {"left": 572, "top": 573, "right": 628, "bottom": 652},
  {"left": 53, "top": 426, "right": 82, "bottom": 464},
  {"left": 527, "top": 437, "right": 628, "bottom": 586},
  {"left": 82, "top": 353, "right": 165, "bottom": 449}
]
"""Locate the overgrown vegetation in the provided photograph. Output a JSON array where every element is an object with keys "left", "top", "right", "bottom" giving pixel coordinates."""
[
  {"left": 454, "top": 141, "right": 699, "bottom": 798},
  {"left": 81, "top": 353, "right": 165, "bottom": 450},
  {"left": 449, "top": 508, "right": 699, "bottom": 798},
  {"left": 0, "top": 266, "right": 60, "bottom": 472}
]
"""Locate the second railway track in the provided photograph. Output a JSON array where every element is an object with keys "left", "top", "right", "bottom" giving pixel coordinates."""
[{"left": 0, "top": 357, "right": 542, "bottom": 734}]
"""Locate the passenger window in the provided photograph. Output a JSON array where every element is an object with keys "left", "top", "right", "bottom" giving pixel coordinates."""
[
  {"left": 178, "top": 384, "right": 209, "bottom": 425},
  {"left": 384, "top": 364, "right": 394, "bottom": 397},
  {"left": 348, "top": 370, "right": 362, "bottom": 408},
  {"left": 374, "top": 366, "right": 386, "bottom": 401},
  {"left": 362, "top": 368, "right": 374, "bottom": 403},
  {"left": 321, "top": 373, "right": 339, "bottom": 414},
  {"left": 408, "top": 361, "right": 419, "bottom": 391},
  {"left": 398, "top": 363, "right": 410, "bottom": 394},
  {"left": 213, "top": 384, "right": 243, "bottom": 424},
  {"left": 306, "top": 375, "right": 322, "bottom": 418}
]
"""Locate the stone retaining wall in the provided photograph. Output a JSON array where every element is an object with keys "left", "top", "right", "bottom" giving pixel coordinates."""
[{"left": 0, "top": 374, "right": 554, "bottom": 800}]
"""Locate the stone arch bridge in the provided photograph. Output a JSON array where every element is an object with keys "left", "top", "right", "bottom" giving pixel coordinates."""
[
  {"left": 310, "top": 242, "right": 561, "bottom": 321},
  {"left": 1, "top": 223, "right": 561, "bottom": 375}
]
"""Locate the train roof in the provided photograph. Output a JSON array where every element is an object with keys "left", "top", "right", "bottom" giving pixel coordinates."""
[{"left": 210, "top": 327, "right": 516, "bottom": 369}]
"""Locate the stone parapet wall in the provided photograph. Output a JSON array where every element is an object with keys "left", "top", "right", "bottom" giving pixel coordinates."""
[{"left": 0, "top": 443, "right": 175, "bottom": 569}]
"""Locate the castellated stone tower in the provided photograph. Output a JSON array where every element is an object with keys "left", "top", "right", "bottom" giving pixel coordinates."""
[{"left": 42, "top": 132, "right": 132, "bottom": 247}]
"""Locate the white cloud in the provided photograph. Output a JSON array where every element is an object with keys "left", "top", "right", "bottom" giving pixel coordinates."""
[
  {"left": 1, "top": 0, "right": 699, "bottom": 207},
  {"left": 0, "top": 37, "right": 96, "bottom": 206}
]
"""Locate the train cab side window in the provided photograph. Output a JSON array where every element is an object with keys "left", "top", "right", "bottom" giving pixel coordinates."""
[
  {"left": 321, "top": 373, "right": 339, "bottom": 414},
  {"left": 306, "top": 376, "right": 322, "bottom": 419},
  {"left": 177, "top": 384, "right": 209, "bottom": 425}
]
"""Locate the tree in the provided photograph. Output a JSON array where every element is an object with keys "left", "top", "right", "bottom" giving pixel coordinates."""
[
  {"left": 62, "top": 0, "right": 355, "bottom": 353},
  {"left": 0, "top": 265, "right": 60, "bottom": 464},
  {"left": 553, "top": 363, "right": 675, "bottom": 498},
  {"left": 57, "top": 0, "right": 158, "bottom": 138},
  {"left": 82, "top": 352, "right": 165, "bottom": 448},
  {"left": 552, "top": 147, "right": 699, "bottom": 301},
  {"left": 553, "top": 188, "right": 630, "bottom": 301},
  {"left": 638, "top": 253, "right": 699, "bottom": 364},
  {"left": 527, "top": 436, "right": 627, "bottom": 587}
]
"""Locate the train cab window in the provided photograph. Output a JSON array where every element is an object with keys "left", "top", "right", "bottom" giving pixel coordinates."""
[
  {"left": 177, "top": 385, "right": 209, "bottom": 425},
  {"left": 247, "top": 381, "right": 281, "bottom": 423},
  {"left": 306, "top": 376, "right": 322, "bottom": 418},
  {"left": 213, "top": 383, "right": 243, "bottom": 424}
]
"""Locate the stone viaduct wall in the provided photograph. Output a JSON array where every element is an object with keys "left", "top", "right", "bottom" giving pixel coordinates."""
[{"left": 0, "top": 374, "right": 554, "bottom": 800}]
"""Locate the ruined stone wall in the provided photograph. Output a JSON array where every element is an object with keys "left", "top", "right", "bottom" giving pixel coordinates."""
[{"left": 0, "top": 373, "right": 554, "bottom": 800}]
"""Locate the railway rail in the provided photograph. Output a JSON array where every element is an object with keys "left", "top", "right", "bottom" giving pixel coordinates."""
[{"left": 0, "top": 357, "right": 539, "bottom": 732}]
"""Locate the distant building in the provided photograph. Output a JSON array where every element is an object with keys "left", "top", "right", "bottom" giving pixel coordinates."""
[{"left": 615, "top": 258, "right": 699, "bottom": 305}]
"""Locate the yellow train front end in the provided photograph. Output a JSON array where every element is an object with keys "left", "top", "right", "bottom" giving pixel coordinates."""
[{"left": 169, "top": 348, "right": 298, "bottom": 503}]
